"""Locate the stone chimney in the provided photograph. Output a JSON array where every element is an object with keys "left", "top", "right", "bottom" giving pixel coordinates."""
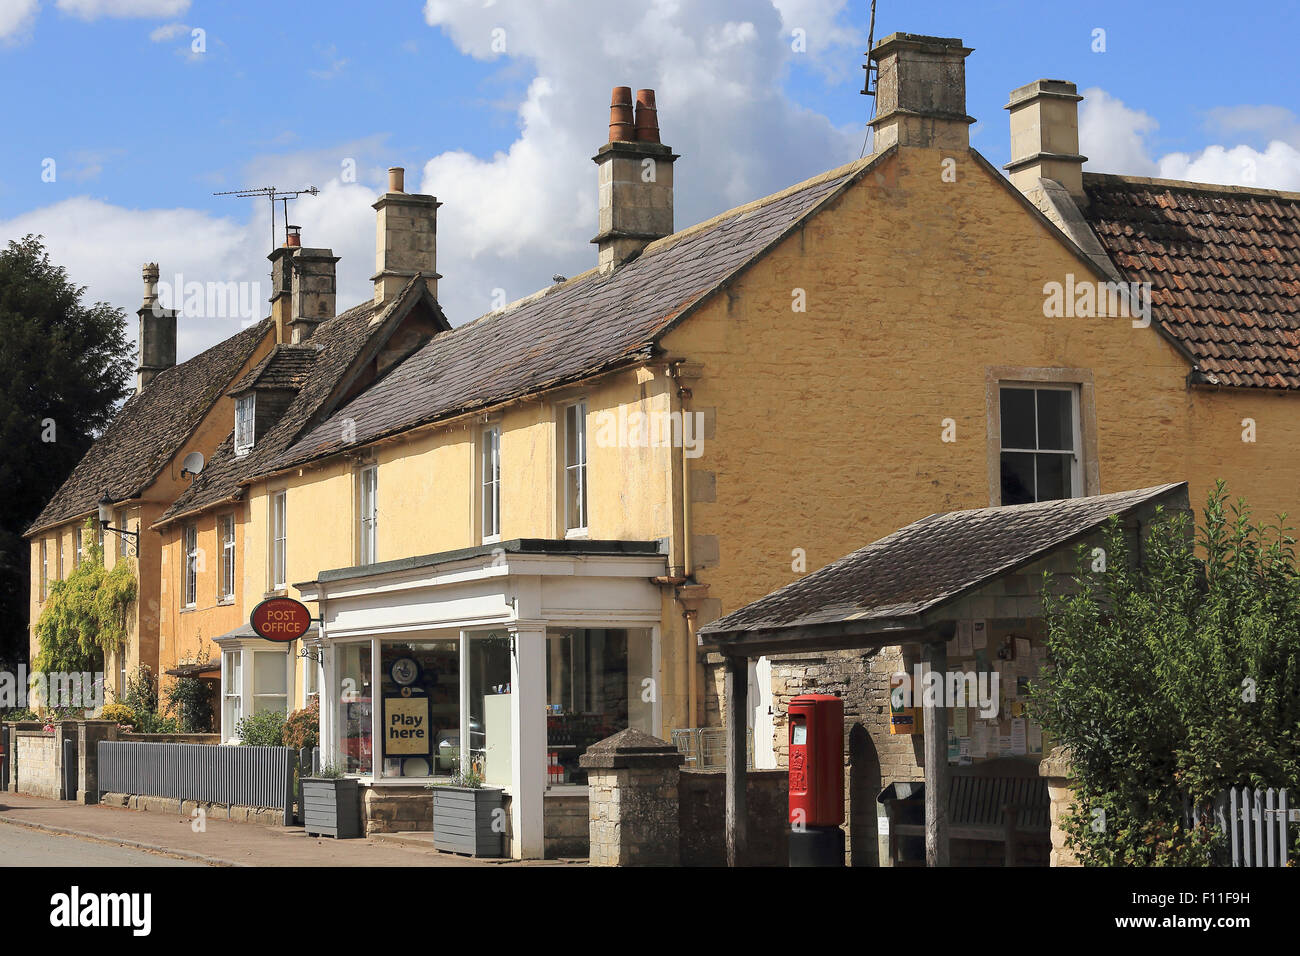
[
  {"left": 136, "top": 262, "right": 176, "bottom": 393},
  {"left": 868, "top": 34, "right": 975, "bottom": 151},
  {"left": 372, "top": 166, "right": 441, "bottom": 304},
  {"left": 268, "top": 231, "right": 297, "bottom": 344},
  {"left": 289, "top": 246, "right": 339, "bottom": 343},
  {"left": 1003, "top": 79, "right": 1088, "bottom": 203},
  {"left": 592, "top": 87, "right": 678, "bottom": 271}
]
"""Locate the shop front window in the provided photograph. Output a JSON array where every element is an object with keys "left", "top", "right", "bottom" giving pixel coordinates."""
[
  {"left": 337, "top": 643, "right": 373, "bottom": 775},
  {"left": 379, "top": 639, "right": 459, "bottom": 779},
  {"left": 467, "top": 632, "right": 513, "bottom": 786},
  {"left": 545, "top": 628, "right": 654, "bottom": 785}
]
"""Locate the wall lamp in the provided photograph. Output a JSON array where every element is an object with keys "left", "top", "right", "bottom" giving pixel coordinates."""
[{"left": 97, "top": 492, "right": 139, "bottom": 556}]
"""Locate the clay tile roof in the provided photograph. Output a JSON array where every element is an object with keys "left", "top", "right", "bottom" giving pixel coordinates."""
[
  {"left": 26, "top": 318, "right": 272, "bottom": 536},
  {"left": 700, "top": 483, "right": 1188, "bottom": 640},
  {"left": 157, "top": 298, "right": 387, "bottom": 525},
  {"left": 270, "top": 152, "right": 886, "bottom": 471},
  {"left": 1082, "top": 173, "right": 1300, "bottom": 389}
]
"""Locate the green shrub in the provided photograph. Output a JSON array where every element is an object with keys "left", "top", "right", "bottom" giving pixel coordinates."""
[
  {"left": 236, "top": 710, "right": 287, "bottom": 747},
  {"left": 163, "top": 676, "right": 215, "bottom": 734},
  {"left": 119, "top": 664, "right": 179, "bottom": 734},
  {"left": 1031, "top": 482, "right": 1300, "bottom": 865}
]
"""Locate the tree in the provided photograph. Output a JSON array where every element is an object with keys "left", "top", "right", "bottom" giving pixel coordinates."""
[
  {"left": 1031, "top": 483, "right": 1300, "bottom": 865},
  {"left": 0, "top": 235, "right": 133, "bottom": 661}
]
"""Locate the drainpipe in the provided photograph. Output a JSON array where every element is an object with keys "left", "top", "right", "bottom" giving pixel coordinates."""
[{"left": 665, "top": 361, "right": 699, "bottom": 729}]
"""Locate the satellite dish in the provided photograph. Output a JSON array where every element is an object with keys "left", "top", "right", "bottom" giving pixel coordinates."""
[{"left": 181, "top": 451, "right": 205, "bottom": 477}]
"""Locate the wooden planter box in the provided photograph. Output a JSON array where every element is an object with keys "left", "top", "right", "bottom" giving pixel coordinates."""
[
  {"left": 432, "top": 786, "right": 504, "bottom": 857},
  {"left": 301, "top": 777, "right": 361, "bottom": 839}
]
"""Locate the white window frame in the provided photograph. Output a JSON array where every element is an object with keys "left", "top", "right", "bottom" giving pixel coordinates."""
[
  {"left": 998, "top": 383, "right": 1083, "bottom": 505},
  {"left": 39, "top": 539, "right": 48, "bottom": 601},
  {"left": 56, "top": 535, "right": 64, "bottom": 581},
  {"left": 219, "top": 514, "right": 236, "bottom": 602},
  {"left": 481, "top": 426, "right": 501, "bottom": 543},
  {"left": 271, "top": 491, "right": 287, "bottom": 590},
  {"left": 234, "top": 394, "right": 256, "bottom": 456},
  {"left": 74, "top": 526, "right": 83, "bottom": 568},
  {"left": 183, "top": 523, "right": 198, "bottom": 608},
  {"left": 563, "top": 400, "right": 588, "bottom": 537},
  {"left": 359, "top": 465, "right": 378, "bottom": 565},
  {"left": 222, "top": 650, "right": 243, "bottom": 742}
]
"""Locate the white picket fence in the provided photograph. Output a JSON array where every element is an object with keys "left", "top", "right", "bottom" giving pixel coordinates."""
[{"left": 1201, "top": 787, "right": 1294, "bottom": 867}]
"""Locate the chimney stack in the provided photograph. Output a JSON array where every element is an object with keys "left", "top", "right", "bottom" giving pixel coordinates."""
[
  {"left": 1003, "top": 79, "right": 1088, "bottom": 204},
  {"left": 372, "top": 166, "right": 441, "bottom": 304},
  {"left": 592, "top": 87, "right": 678, "bottom": 271},
  {"left": 136, "top": 262, "right": 176, "bottom": 393},
  {"left": 290, "top": 247, "right": 339, "bottom": 343},
  {"left": 868, "top": 34, "right": 975, "bottom": 151}
]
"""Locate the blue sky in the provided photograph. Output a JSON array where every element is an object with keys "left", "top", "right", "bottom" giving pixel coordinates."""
[{"left": 2, "top": 0, "right": 1299, "bottom": 357}]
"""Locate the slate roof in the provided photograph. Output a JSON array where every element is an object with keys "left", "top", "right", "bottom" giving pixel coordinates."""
[
  {"left": 270, "top": 152, "right": 887, "bottom": 471},
  {"left": 699, "top": 483, "right": 1188, "bottom": 641},
  {"left": 156, "top": 296, "right": 388, "bottom": 525},
  {"left": 26, "top": 318, "right": 272, "bottom": 536},
  {"left": 1082, "top": 173, "right": 1300, "bottom": 389},
  {"left": 228, "top": 344, "right": 319, "bottom": 394}
]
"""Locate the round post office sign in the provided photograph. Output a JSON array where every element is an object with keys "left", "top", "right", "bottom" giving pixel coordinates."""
[{"left": 249, "top": 597, "right": 313, "bottom": 643}]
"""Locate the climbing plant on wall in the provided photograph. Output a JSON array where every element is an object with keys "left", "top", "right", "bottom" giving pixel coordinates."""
[{"left": 33, "top": 518, "right": 137, "bottom": 674}]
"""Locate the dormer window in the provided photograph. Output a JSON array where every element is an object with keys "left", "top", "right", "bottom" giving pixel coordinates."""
[{"left": 234, "top": 394, "right": 256, "bottom": 456}]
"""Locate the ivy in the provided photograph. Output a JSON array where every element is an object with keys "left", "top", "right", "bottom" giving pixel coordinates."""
[
  {"left": 34, "top": 518, "right": 137, "bottom": 674},
  {"left": 1030, "top": 482, "right": 1300, "bottom": 865}
]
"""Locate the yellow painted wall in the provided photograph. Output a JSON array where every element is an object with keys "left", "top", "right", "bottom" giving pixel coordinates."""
[
  {"left": 27, "top": 326, "right": 274, "bottom": 702},
  {"left": 659, "top": 146, "right": 1300, "bottom": 629}
]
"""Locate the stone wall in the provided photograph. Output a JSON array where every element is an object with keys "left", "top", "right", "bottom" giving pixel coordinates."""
[
  {"left": 15, "top": 731, "right": 60, "bottom": 799},
  {"left": 100, "top": 791, "right": 286, "bottom": 826},
  {"left": 678, "top": 768, "right": 789, "bottom": 866},
  {"left": 363, "top": 785, "right": 431, "bottom": 834}
]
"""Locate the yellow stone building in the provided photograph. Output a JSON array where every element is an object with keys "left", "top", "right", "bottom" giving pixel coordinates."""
[{"left": 27, "top": 33, "right": 1300, "bottom": 859}]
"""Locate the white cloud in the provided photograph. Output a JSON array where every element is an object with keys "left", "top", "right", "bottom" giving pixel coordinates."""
[
  {"left": 54, "top": 0, "right": 188, "bottom": 20},
  {"left": 0, "top": 0, "right": 40, "bottom": 42},
  {"left": 1081, "top": 88, "right": 1300, "bottom": 192},
  {"left": 148, "top": 20, "right": 186, "bottom": 42},
  {"left": 1080, "top": 88, "right": 1160, "bottom": 176},
  {"left": 1158, "top": 141, "right": 1300, "bottom": 192},
  {"left": 419, "top": 0, "right": 860, "bottom": 321}
]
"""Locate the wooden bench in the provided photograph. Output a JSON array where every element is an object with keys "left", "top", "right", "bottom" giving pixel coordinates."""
[{"left": 886, "top": 758, "right": 1050, "bottom": 866}]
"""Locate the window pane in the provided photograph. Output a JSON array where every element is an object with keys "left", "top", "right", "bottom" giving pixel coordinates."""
[
  {"left": 544, "top": 628, "right": 653, "bottom": 785},
  {"left": 338, "top": 643, "right": 373, "bottom": 775},
  {"left": 1036, "top": 389, "right": 1073, "bottom": 451},
  {"left": 469, "top": 633, "right": 512, "bottom": 785},
  {"left": 1035, "top": 453, "right": 1072, "bottom": 502},
  {"left": 1000, "top": 388, "right": 1036, "bottom": 449},
  {"left": 254, "top": 651, "right": 287, "bottom": 695},
  {"left": 1000, "top": 452, "right": 1036, "bottom": 506},
  {"left": 565, "top": 405, "right": 581, "bottom": 468},
  {"left": 380, "top": 640, "right": 459, "bottom": 779},
  {"left": 254, "top": 695, "right": 287, "bottom": 715}
]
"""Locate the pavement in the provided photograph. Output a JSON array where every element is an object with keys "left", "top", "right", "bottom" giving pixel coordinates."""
[{"left": 0, "top": 791, "right": 575, "bottom": 867}]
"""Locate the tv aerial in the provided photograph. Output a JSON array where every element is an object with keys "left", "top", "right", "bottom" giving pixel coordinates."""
[{"left": 213, "top": 184, "right": 320, "bottom": 254}]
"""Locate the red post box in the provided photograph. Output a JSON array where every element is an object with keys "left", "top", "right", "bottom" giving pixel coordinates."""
[{"left": 788, "top": 693, "right": 844, "bottom": 829}]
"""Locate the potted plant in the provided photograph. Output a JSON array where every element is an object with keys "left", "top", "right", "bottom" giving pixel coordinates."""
[
  {"left": 301, "top": 762, "right": 362, "bottom": 839},
  {"left": 428, "top": 757, "right": 504, "bottom": 857}
]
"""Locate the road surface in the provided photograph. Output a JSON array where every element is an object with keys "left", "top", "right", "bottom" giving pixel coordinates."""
[{"left": 0, "top": 823, "right": 204, "bottom": 866}]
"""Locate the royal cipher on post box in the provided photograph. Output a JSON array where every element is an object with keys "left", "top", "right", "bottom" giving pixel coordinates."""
[{"left": 788, "top": 693, "right": 844, "bottom": 830}]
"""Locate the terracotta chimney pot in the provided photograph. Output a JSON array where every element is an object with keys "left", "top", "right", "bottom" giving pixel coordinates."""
[
  {"left": 609, "top": 86, "right": 635, "bottom": 142},
  {"left": 634, "top": 89, "right": 660, "bottom": 143}
]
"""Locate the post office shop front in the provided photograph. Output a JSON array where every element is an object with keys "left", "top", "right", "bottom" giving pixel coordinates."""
[{"left": 296, "top": 539, "right": 667, "bottom": 858}]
